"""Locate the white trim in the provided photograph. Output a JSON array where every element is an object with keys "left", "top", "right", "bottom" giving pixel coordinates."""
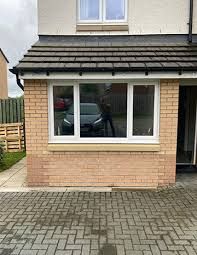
[
  {"left": 48, "top": 139, "right": 159, "bottom": 144},
  {"left": 20, "top": 72, "right": 197, "bottom": 80},
  {"left": 48, "top": 84, "right": 54, "bottom": 142},
  {"left": 155, "top": 82, "right": 160, "bottom": 140},
  {"left": 47, "top": 79, "right": 159, "bottom": 86},
  {"left": 127, "top": 83, "right": 132, "bottom": 139},
  {"left": 77, "top": 0, "right": 127, "bottom": 24},
  {"left": 74, "top": 84, "right": 79, "bottom": 138},
  {"left": 49, "top": 82, "right": 78, "bottom": 142},
  {"left": 129, "top": 81, "right": 160, "bottom": 141},
  {"left": 48, "top": 80, "right": 160, "bottom": 144}
]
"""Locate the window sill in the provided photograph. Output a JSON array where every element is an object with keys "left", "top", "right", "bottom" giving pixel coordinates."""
[
  {"left": 48, "top": 144, "right": 160, "bottom": 152},
  {"left": 76, "top": 24, "right": 129, "bottom": 32}
]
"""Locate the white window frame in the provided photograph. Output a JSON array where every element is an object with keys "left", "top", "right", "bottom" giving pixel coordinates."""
[
  {"left": 77, "top": 0, "right": 128, "bottom": 24},
  {"left": 103, "top": 0, "right": 128, "bottom": 23},
  {"left": 129, "top": 81, "right": 160, "bottom": 143},
  {"left": 78, "top": 0, "right": 103, "bottom": 23},
  {"left": 48, "top": 80, "right": 160, "bottom": 144}
]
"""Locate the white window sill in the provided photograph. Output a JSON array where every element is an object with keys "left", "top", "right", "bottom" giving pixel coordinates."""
[
  {"left": 48, "top": 143, "right": 160, "bottom": 152},
  {"left": 76, "top": 23, "right": 129, "bottom": 32},
  {"left": 77, "top": 21, "right": 128, "bottom": 25}
]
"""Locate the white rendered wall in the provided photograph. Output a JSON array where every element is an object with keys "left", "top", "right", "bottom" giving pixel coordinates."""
[
  {"left": 38, "top": 0, "right": 76, "bottom": 35},
  {"left": 38, "top": 0, "right": 196, "bottom": 35}
]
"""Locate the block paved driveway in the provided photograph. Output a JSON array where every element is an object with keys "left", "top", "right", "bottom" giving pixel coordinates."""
[{"left": 0, "top": 184, "right": 197, "bottom": 255}]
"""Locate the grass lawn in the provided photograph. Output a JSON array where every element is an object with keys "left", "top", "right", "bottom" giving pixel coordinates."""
[{"left": 0, "top": 152, "right": 26, "bottom": 172}]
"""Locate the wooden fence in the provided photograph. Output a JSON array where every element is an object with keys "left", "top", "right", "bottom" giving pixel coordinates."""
[
  {"left": 0, "top": 98, "right": 24, "bottom": 124},
  {"left": 0, "top": 123, "right": 24, "bottom": 152}
]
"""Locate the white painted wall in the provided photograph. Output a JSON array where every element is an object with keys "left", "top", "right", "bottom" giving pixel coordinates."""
[
  {"left": 38, "top": 0, "right": 196, "bottom": 35},
  {"left": 129, "top": 0, "right": 189, "bottom": 35},
  {"left": 193, "top": 0, "right": 197, "bottom": 33},
  {"left": 38, "top": 0, "right": 76, "bottom": 35}
]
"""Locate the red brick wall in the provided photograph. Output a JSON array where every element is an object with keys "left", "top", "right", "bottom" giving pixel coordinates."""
[{"left": 24, "top": 79, "right": 179, "bottom": 187}]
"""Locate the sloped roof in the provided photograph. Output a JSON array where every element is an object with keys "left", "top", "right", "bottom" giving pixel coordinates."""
[
  {"left": 11, "top": 35, "right": 197, "bottom": 74},
  {"left": 0, "top": 48, "right": 9, "bottom": 63}
]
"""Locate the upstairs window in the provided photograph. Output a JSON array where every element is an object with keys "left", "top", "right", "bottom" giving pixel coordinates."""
[
  {"left": 105, "top": 0, "right": 125, "bottom": 21},
  {"left": 80, "top": 0, "right": 100, "bottom": 21},
  {"left": 78, "top": 0, "right": 127, "bottom": 23}
]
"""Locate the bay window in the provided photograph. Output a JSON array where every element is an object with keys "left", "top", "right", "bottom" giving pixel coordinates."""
[
  {"left": 49, "top": 81, "right": 160, "bottom": 143},
  {"left": 78, "top": 0, "right": 127, "bottom": 22}
]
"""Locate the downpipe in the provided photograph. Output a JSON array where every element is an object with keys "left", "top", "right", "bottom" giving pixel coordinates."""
[{"left": 188, "top": 0, "right": 194, "bottom": 43}]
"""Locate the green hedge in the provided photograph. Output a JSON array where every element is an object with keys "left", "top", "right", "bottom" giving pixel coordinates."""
[{"left": 0, "top": 143, "right": 4, "bottom": 163}]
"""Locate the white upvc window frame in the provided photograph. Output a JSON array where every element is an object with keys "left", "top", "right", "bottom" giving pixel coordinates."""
[
  {"left": 103, "top": 0, "right": 128, "bottom": 23},
  {"left": 48, "top": 80, "right": 160, "bottom": 144},
  {"left": 128, "top": 81, "right": 160, "bottom": 143},
  {"left": 77, "top": 0, "right": 128, "bottom": 24},
  {"left": 78, "top": 0, "right": 103, "bottom": 23}
]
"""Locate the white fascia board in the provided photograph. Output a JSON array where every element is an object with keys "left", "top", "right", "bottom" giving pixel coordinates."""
[{"left": 19, "top": 71, "right": 197, "bottom": 80}]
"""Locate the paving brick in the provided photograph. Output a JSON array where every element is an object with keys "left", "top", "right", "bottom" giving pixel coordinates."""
[
  {"left": 57, "top": 240, "right": 67, "bottom": 250},
  {"left": 20, "top": 250, "right": 38, "bottom": 255},
  {"left": 0, "top": 186, "right": 196, "bottom": 255}
]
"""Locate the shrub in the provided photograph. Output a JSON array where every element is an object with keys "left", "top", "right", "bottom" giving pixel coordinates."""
[{"left": 0, "top": 142, "right": 4, "bottom": 163}]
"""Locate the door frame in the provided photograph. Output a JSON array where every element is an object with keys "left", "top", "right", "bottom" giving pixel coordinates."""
[
  {"left": 193, "top": 101, "right": 197, "bottom": 165},
  {"left": 176, "top": 86, "right": 197, "bottom": 166}
]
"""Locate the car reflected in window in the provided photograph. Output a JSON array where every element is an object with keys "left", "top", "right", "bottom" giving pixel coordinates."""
[{"left": 62, "top": 103, "right": 105, "bottom": 137}]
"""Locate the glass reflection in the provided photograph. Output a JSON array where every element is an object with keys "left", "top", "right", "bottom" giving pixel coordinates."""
[
  {"left": 133, "top": 86, "right": 154, "bottom": 136},
  {"left": 105, "top": 0, "right": 125, "bottom": 20},
  {"left": 53, "top": 86, "right": 74, "bottom": 136},
  {"left": 80, "top": 0, "right": 100, "bottom": 20},
  {"left": 80, "top": 84, "right": 127, "bottom": 138}
]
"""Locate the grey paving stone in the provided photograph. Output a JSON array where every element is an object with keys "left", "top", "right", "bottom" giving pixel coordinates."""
[
  {"left": 46, "top": 244, "right": 57, "bottom": 255},
  {"left": 0, "top": 184, "right": 196, "bottom": 255},
  {"left": 37, "top": 251, "right": 46, "bottom": 255},
  {"left": 55, "top": 251, "right": 72, "bottom": 255},
  {"left": 57, "top": 239, "right": 67, "bottom": 250},
  {"left": 20, "top": 250, "right": 38, "bottom": 255}
]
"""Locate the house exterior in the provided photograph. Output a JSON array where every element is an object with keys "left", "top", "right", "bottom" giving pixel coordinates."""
[
  {"left": 0, "top": 48, "right": 8, "bottom": 99},
  {"left": 11, "top": 0, "right": 197, "bottom": 188}
]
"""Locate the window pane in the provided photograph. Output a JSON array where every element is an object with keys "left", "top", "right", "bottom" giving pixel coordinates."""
[
  {"left": 53, "top": 86, "right": 74, "bottom": 136},
  {"left": 105, "top": 0, "right": 125, "bottom": 20},
  {"left": 133, "top": 86, "right": 155, "bottom": 136},
  {"left": 80, "top": 84, "right": 127, "bottom": 138},
  {"left": 80, "top": 0, "right": 100, "bottom": 20}
]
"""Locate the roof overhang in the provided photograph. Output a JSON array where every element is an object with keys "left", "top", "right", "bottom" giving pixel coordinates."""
[
  {"left": 11, "top": 35, "right": 197, "bottom": 80},
  {"left": 16, "top": 71, "right": 197, "bottom": 80}
]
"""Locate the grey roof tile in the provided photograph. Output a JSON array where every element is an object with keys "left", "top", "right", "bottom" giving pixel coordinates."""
[
  {"left": 160, "top": 62, "right": 180, "bottom": 67},
  {"left": 13, "top": 36, "right": 197, "bottom": 73},
  {"left": 64, "top": 63, "right": 81, "bottom": 68},
  {"left": 105, "top": 57, "right": 121, "bottom": 62},
  {"left": 113, "top": 63, "right": 130, "bottom": 68},
  {"left": 129, "top": 63, "right": 146, "bottom": 68},
  {"left": 97, "top": 63, "right": 113, "bottom": 68},
  {"left": 145, "top": 62, "right": 163, "bottom": 68},
  {"left": 81, "top": 63, "right": 97, "bottom": 68}
]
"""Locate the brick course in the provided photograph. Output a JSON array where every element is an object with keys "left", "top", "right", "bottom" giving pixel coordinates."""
[{"left": 24, "top": 79, "right": 179, "bottom": 187}]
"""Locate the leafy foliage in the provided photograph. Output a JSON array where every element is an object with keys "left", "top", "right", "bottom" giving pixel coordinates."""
[{"left": 0, "top": 143, "right": 4, "bottom": 163}]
